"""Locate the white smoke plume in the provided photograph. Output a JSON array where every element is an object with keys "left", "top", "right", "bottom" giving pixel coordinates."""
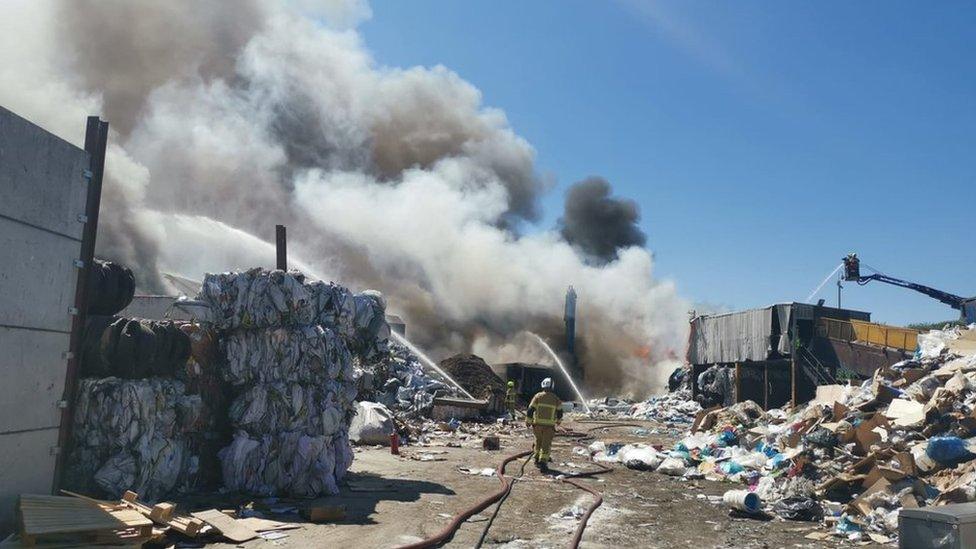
[{"left": 0, "top": 0, "right": 689, "bottom": 395}]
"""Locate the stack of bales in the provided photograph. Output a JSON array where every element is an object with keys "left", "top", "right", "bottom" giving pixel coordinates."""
[
  {"left": 67, "top": 260, "right": 221, "bottom": 500},
  {"left": 198, "top": 268, "right": 389, "bottom": 497}
]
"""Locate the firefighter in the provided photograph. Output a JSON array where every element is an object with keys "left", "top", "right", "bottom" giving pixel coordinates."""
[
  {"left": 526, "top": 377, "right": 563, "bottom": 469},
  {"left": 505, "top": 380, "right": 517, "bottom": 416}
]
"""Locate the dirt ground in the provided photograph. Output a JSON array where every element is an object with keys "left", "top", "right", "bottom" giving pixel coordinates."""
[{"left": 196, "top": 418, "right": 887, "bottom": 549}]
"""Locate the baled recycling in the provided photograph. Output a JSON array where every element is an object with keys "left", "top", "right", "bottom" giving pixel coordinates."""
[
  {"left": 68, "top": 267, "right": 398, "bottom": 501},
  {"left": 66, "top": 377, "right": 205, "bottom": 501},
  {"left": 221, "top": 325, "right": 354, "bottom": 386},
  {"left": 219, "top": 430, "right": 354, "bottom": 497},
  {"left": 81, "top": 316, "right": 192, "bottom": 378},
  {"left": 585, "top": 324, "right": 976, "bottom": 542},
  {"left": 199, "top": 269, "right": 385, "bottom": 498},
  {"left": 198, "top": 268, "right": 390, "bottom": 360}
]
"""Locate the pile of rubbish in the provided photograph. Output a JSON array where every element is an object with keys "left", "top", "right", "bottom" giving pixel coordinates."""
[
  {"left": 586, "top": 324, "right": 976, "bottom": 543},
  {"left": 586, "top": 389, "right": 702, "bottom": 427},
  {"left": 630, "top": 389, "right": 703, "bottom": 426},
  {"left": 202, "top": 269, "right": 377, "bottom": 497},
  {"left": 357, "top": 342, "right": 457, "bottom": 418},
  {"left": 439, "top": 354, "right": 505, "bottom": 403}
]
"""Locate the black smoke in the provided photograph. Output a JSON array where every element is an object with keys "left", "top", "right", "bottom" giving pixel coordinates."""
[{"left": 559, "top": 177, "right": 647, "bottom": 264}]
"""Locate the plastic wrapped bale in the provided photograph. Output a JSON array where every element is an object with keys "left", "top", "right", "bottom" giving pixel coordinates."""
[
  {"left": 228, "top": 381, "right": 355, "bottom": 436},
  {"left": 199, "top": 269, "right": 314, "bottom": 330},
  {"left": 80, "top": 317, "right": 191, "bottom": 378},
  {"left": 221, "top": 325, "right": 354, "bottom": 386},
  {"left": 220, "top": 430, "right": 353, "bottom": 497}
]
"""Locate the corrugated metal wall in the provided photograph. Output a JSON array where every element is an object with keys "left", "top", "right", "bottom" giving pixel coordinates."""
[{"left": 0, "top": 107, "right": 90, "bottom": 532}]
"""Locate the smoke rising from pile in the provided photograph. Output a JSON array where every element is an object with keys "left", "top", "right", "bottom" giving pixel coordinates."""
[
  {"left": 0, "top": 0, "right": 688, "bottom": 395},
  {"left": 560, "top": 177, "right": 647, "bottom": 264}
]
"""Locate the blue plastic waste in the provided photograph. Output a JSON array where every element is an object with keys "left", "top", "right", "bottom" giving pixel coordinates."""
[
  {"left": 835, "top": 515, "right": 862, "bottom": 534},
  {"left": 719, "top": 461, "right": 744, "bottom": 475},
  {"left": 717, "top": 430, "right": 738, "bottom": 447},
  {"left": 927, "top": 436, "right": 975, "bottom": 465}
]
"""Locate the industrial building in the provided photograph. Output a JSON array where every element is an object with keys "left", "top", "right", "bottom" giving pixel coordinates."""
[{"left": 688, "top": 302, "right": 919, "bottom": 409}]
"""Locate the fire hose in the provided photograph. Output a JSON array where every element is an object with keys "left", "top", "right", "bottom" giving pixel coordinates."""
[
  {"left": 397, "top": 422, "right": 649, "bottom": 548},
  {"left": 394, "top": 449, "right": 532, "bottom": 549}
]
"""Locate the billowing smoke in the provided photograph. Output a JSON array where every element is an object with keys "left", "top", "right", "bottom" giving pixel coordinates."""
[
  {"left": 0, "top": 0, "right": 688, "bottom": 395},
  {"left": 560, "top": 177, "right": 647, "bottom": 264}
]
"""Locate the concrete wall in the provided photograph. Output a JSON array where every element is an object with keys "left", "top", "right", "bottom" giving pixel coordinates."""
[{"left": 0, "top": 106, "right": 90, "bottom": 532}]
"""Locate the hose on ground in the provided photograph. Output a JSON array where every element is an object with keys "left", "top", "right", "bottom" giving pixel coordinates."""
[
  {"left": 394, "top": 449, "right": 532, "bottom": 549},
  {"left": 473, "top": 453, "right": 532, "bottom": 549},
  {"left": 398, "top": 418, "right": 638, "bottom": 549}
]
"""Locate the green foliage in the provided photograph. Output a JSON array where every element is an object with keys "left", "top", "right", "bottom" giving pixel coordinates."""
[{"left": 907, "top": 319, "right": 965, "bottom": 332}]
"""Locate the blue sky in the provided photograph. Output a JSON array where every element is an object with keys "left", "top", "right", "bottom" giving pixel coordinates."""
[{"left": 361, "top": 0, "right": 975, "bottom": 326}]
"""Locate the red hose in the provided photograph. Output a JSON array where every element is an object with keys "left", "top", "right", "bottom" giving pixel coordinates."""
[
  {"left": 397, "top": 422, "right": 620, "bottom": 549},
  {"left": 394, "top": 450, "right": 532, "bottom": 549},
  {"left": 561, "top": 477, "right": 604, "bottom": 549}
]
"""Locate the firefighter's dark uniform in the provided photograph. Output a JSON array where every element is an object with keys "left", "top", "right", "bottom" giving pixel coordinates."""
[{"left": 527, "top": 390, "right": 563, "bottom": 465}]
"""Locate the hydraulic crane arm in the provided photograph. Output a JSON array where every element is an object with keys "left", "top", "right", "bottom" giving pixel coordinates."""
[
  {"left": 842, "top": 253, "right": 975, "bottom": 323},
  {"left": 854, "top": 273, "right": 966, "bottom": 311}
]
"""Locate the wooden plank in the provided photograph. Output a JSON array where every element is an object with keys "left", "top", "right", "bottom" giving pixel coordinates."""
[
  {"left": 119, "top": 490, "right": 202, "bottom": 537},
  {"left": 191, "top": 510, "right": 257, "bottom": 543},
  {"left": 17, "top": 495, "right": 124, "bottom": 536}
]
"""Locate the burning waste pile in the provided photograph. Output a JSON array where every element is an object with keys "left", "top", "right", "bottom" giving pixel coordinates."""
[
  {"left": 356, "top": 342, "right": 459, "bottom": 419},
  {"left": 583, "top": 324, "right": 976, "bottom": 543}
]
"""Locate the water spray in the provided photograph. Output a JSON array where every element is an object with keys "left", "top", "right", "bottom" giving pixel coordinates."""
[
  {"left": 529, "top": 333, "right": 592, "bottom": 414},
  {"left": 391, "top": 331, "right": 476, "bottom": 400},
  {"left": 805, "top": 262, "right": 844, "bottom": 303}
]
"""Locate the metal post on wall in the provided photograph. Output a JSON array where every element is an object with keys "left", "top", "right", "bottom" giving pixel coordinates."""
[
  {"left": 276, "top": 224, "right": 287, "bottom": 270},
  {"left": 53, "top": 116, "right": 108, "bottom": 492}
]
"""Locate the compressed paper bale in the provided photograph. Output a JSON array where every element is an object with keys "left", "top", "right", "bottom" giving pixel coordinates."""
[
  {"left": 221, "top": 326, "right": 354, "bottom": 386},
  {"left": 220, "top": 431, "right": 351, "bottom": 497},
  {"left": 228, "top": 382, "right": 354, "bottom": 436},
  {"left": 67, "top": 377, "right": 210, "bottom": 501},
  {"left": 200, "top": 269, "right": 314, "bottom": 330},
  {"left": 72, "top": 377, "right": 194, "bottom": 449}
]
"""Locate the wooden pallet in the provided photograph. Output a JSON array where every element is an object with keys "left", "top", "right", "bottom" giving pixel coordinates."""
[{"left": 16, "top": 494, "right": 152, "bottom": 547}]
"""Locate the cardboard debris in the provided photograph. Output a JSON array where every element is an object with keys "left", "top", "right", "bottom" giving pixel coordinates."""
[
  {"left": 813, "top": 384, "right": 846, "bottom": 405},
  {"left": 630, "top": 324, "right": 976, "bottom": 542},
  {"left": 884, "top": 399, "right": 925, "bottom": 427},
  {"left": 191, "top": 509, "right": 258, "bottom": 542}
]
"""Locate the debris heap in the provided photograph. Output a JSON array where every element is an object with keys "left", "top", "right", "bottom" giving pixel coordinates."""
[
  {"left": 592, "top": 324, "right": 976, "bottom": 543},
  {"left": 440, "top": 354, "right": 505, "bottom": 406},
  {"left": 199, "top": 268, "right": 389, "bottom": 497},
  {"left": 357, "top": 342, "right": 456, "bottom": 418}
]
